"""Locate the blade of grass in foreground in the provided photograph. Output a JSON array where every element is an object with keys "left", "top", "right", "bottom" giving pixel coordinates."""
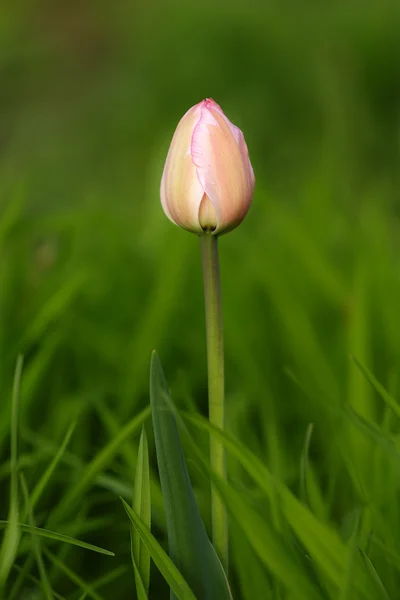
[
  {"left": 0, "top": 355, "right": 23, "bottom": 591},
  {"left": 47, "top": 406, "right": 151, "bottom": 527},
  {"left": 161, "top": 412, "right": 321, "bottom": 600},
  {"left": 153, "top": 389, "right": 321, "bottom": 599},
  {"left": 20, "top": 473, "right": 54, "bottom": 600},
  {"left": 0, "top": 522, "right": 114, "bottom": 555},
  {"left": 150, "top": 352, "right": 232, "bottom": 600},
  {"left": 183, "top": 413, "right": 374, "bottom": 600},
  {"left": 130, "top": 556, "right": 149, "bottom": 600},
  {"left": 28, "top": 421, "right": 76, "bottom": 517},
  {"left": 121, "top": 498, "right": 197, "bottom": 600},
  {"left": 131, "top": 427, "right": 151, "bottom": 596}
]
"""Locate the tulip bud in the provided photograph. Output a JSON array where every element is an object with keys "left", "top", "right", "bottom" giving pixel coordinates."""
[{"left": 160, "top": 98, "right": 255, "bottom": 235}]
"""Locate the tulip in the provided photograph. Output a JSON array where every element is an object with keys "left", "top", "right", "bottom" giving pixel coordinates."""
[
  {"left": 160, "top": 98, "right": 254, "bottom": 236},
  {"left": 160, "top": 99, "right": 255, "bottom": 569}
]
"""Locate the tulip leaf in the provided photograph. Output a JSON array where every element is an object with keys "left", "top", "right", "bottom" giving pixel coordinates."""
[
  {"left": 157, "top": 404, "right": 322, "bottom": 600},
  {"left": 131, "top": 426, "right": 151, "bottom": 595},
  {"left": 121, "top": 498, "right": 196, "bottom": 600},
  {"left": 149, "top": 351, "right": 232, "bottom": 600}
]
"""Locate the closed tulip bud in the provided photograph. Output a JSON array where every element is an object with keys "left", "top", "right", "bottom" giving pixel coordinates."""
[{"left": 160, "top": 98, "right": 255, "bottom": 235}]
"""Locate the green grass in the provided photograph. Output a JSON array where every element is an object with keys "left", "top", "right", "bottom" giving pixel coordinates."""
[{"left": 1, "top": 0, "right": 400, "bottom": 597}]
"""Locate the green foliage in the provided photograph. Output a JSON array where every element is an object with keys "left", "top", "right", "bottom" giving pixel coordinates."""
[
  {"left": 0, "top": 522, "right": 115, "bottom": 556},
  {"left": 0, "top": 358, "right": 23, "bottom": 590},
  {"left": 150, "top": 352, "right": 232, "bottom": 600},
  {"left": 131, "top": 427, "right": 151, "bottom": 596},
  {"left": 20, "top": 473, "right": 54, "bottom": 600},
  {"left": 121, "top": 499, "right": 197, "bottom": 600},
  {"left": 2, "top": 1, "right": 400, "bottom": 597}
]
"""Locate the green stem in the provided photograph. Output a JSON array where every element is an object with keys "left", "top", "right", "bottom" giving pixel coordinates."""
[{"left": 200, "top": 233, "right": 228, "bottom": 570}]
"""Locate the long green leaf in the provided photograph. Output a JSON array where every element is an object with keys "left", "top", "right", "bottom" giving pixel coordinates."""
[
  {"left": 131, "top": 426, "right": 151, "bottom": 595},
  {"left": 131, "top": 553, "right": 149, "bottom": 600},
  {"left": 0, "top": 521, "right": 114, "bottom": 555},
  {"left": 121, "top": 498, "right": 196, "bottom": 600},
  {"left": 150, "top": 352, "right": 232, "bottom": 600}
]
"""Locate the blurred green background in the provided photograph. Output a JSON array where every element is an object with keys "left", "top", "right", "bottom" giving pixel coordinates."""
[{"left": 2, "top": 0, "right": 400, "bottom": 598}]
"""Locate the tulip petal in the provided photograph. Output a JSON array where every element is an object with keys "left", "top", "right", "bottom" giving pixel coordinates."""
[
  {"left": 198, "top": 194, "right": 217, "bottom": 231},
  {"left": 191, "top": 100, "right": 254, "bottom": 235},
  {"left": 203, "top": 99, "right": 255, "bottom": 189},
  {"left": 160, "top": 104, "right": 205, "bottom": 233}
]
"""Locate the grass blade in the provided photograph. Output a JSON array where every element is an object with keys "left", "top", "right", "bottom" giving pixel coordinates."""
[
  {"left": 351, "top": 356, "right": 400, "bottom": 419},
  {"left": 121, "top": 498, "right": 197, "bottom": 600},
  {"left": 9, "top": 556, "right": 34, "bottom": 600},
  {"left": 0, "top": 355, "right": 23, "bottom": 589},
  {"left": 131, "top": 427, "right": 151, "bottom": 595},
  {"left": 12, "top": 565, "right": 66, "bottom": 600},
  {"left": 339, "top": 509, "right": 360, "bottom": 600},
  {"left": 20, "top": 473, "right": 54, "bottom": 600},
  {"left": 159, "top": 407, "right": 320, "bottom": 600},
  {"left": 183, "top": 412, "right": 374, "bottom": 599},
  {"left": 0, "top": 521, "right": 114, "bottom": 555},
  {"left": 28, "top": 421, "right": 76, "bottom": 517},
  {"left": 44, "top": 548, "right": 105, "bottom": 600},
  {"left": 131, "top": 554, "right": 149, "bottom": 600},
  {"left": 359, "top": 550, "right": 391, "bottom": 600},
  {"left": 300, "top": 423, "right": 313, "bottom": 506},
  {"left": 212, "top": 475, "right": 321, "bottom": 600},
  {"left": 47, "top": 406, "right": 151, "bottom": 526},
  {"left": 369, "top": 537, "right": 400, "bottom": 573}
]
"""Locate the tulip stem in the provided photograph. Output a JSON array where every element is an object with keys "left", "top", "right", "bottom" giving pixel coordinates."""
[{"left": 200, "top": 233, "right": 228, "bottom": 570}]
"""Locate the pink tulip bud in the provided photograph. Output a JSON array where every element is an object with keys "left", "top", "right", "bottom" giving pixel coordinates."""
[{"left": 160, "top": 98, "right": 255, "bottom": 235}]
